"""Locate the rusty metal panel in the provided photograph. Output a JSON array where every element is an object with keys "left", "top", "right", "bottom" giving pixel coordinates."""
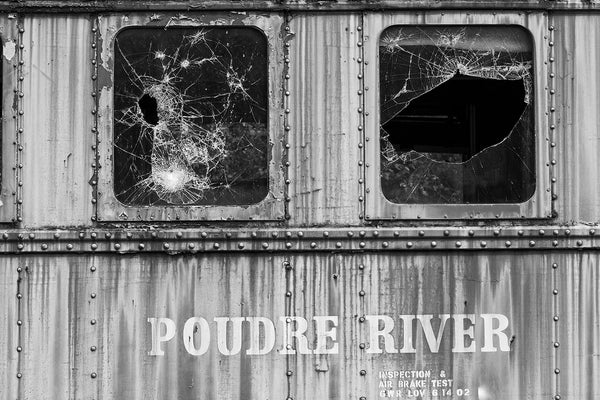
[
  {"left": 0, "top": 258, "right": 19, "bottom": 400},
  {"left": 21, "top": 15, "right": 95, "bottom": 227},
  {"left": 552, "top": 14, "right": 600, "bottom": 224},
  {"left": 287, "top": 14, "right": 363, "bottom": 226},
  {"left": 0, "top": 15, "right": 18, "bottom": 223},
  {"left": 556, "top": 253, "right": 600, "bottom": 399},
  {"left": 8, "top": 251, "right": 579, "bottom": 399}
]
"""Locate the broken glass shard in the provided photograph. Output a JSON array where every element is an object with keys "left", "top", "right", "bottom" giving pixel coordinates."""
[
  {"left": 380, "top": 26, "right": 536, "bottom": 204},
  {"left": 114, "top": 27, "right": 269, "bottom": 206}
]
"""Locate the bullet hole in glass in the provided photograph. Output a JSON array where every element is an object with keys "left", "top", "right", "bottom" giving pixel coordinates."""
[{"left": 138, "top": 94, "right": 159, "bottom": 126}]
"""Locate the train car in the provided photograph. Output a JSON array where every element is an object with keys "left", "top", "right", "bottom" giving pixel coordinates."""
[{"left": 0, "top": 0, "right": 599, "bottom": 399}]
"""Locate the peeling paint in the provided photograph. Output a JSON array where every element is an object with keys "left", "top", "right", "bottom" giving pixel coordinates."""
[{"left": 3, "top": 39, "right": 15, "bottom": 61}]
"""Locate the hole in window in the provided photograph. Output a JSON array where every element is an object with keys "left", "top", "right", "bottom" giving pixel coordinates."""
[
  {"left": 379, "top": 26, "right": 535, "bottom": 204},
  {"left": 114, "top": 27, "right": 269, "bottom": 206}
]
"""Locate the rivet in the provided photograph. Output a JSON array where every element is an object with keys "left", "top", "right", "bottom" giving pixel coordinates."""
[
  {"left": 493, "top": 230, "right": 500, "bottom": 236},
  {"left": 213, "top": 243, "right": 220, "bottom": 250},
  {"left": 552, "top": 263, "right": 558, "bottom": 269},
  {"left": 549, "top": 26, "right": 555, "bottom": 31},
  {"left": 529, "top": 241, "right": 535, "bottom": 247},
  {"left": 577, "top": 240, "right": 583, "bottom": 246},
  {"left": 284, "top": 261, "right": 292, "bottom": 270},
  {"left": 286, "top": 370, "right": 293, "bottom": 376},
  {"left": 285, "top": 242, "right": 292, "bottom": 249},
  {"left": 66, "top": 243, "right": 73, "bottom": 250},
  {"left": 90, "top": 345, "right": 97, "bottom": 352},
  {"left": 359, "top": 343, "right": 365, "bottom": 349},
  {"left": 455, "top": 241, "right": 462, "bottom": 248},
  {"left": 17, "top": 243, "right": 23, "bottom": 250},
  {"left": 553, "top": 240, "right": 559, "bottom": 247},
  {"left": 2, "top": 233, "right": 7, "bottom": 239},
  {"left": 90, "top": 266, "right": 96, "bottom": 272},
  {"left": 554, "top": 395, "right": 561, "bottom": 400},
  {"left": 163, "top": 243, "right": 170, "bottom": 250},
  {"left": 504, "top": 241, "right": 511, "bottom": 247},
  {"left": 16, "top": 293, "right": 22, "bottom": 299},
  {"left": 28, "top": 233, "right": 35, "bottom": 240},
  {"left": 262, "top": 242, "right": 269, "bottom": 249},
  {"left": 17, "top": 320, "right": 22, "bottom": 326},
  {"left": 114, "top": 243, "right": 121, "bottom": 250},
  {"left": 17, "top": 267, "right": 22, "bottom": 273},
  {"left": 91, "top": 372, "right": 97, "bottom": 379},
  {"left": 359, "top": 316, "right": 365, "bottom": 323},
  {"left": 590, "top": 229, "right": 596, "bottom": 235},
  {"left": 310, "top": 242, "right": 317, "bottom": 248},
  {"left": 16, "top": 373, "right": 22, "bottom": 379},
  {"left": 105, "top": 232, "right": 112, "bottom": 239},
  {"left": 357, "top": 58, "right": 362, "bottom": 63},
  {"left": 565, "top": 229, "right": 571, "bottom": 235},
  {"left": 430, "top": 241, "right": 437, "bottom": 248},
  {"left": 16, "top": 346, "right": 22, "bottom": 352},
  {"left": 359, "top": 242, "right": 366, "bottom": 248},
  {"left": 554, "top": 342, "right": 560, "bottom": 348},
  {"left": 237, "top": 242, "right": 245, "bottom": 249},
  {"left": 335, "top": 242, "right": 342, "bottom": 248},
  {"left": 553, "top": 289, "right": 559, "bottom": 295},
  {"left": 480, "top": 241, "right": 487, "bottom": 247},
  {"left": 41, "top": 243, "right": 48, "bottom": 250},
  {"left": 406, "top": 242, "right": 414, "bottom": 248},
  {"left": 91, "top": 319, "right": 97, "bottom": 325},
  {"left": 91, "top": 293, "right": 96, "bottom": 299},
  {"left": 91, "top": 243, "right": 97, "bottom": 250},
  {"left": 286, "top": 291, "right": 292, "bottom": 297},
  {"left": 553, "top": 315, "right": 559, "bottom": 322},
  {"left": 323, "top": 231, "right": 329, "bottom": 237},
  {"left": 138, "top": 243, "right": 145, "bottom": 250},
  {"left": 360, "top": 370, "right": 366, "bottom": 376},
  {"left": 297, "top": 232, "right": 304, "bottom": 238},
  {"left": 554, "top": 368, "right": 560, "bottom": 374}
]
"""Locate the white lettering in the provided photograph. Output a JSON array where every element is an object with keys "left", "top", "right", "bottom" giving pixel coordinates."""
[
  {"left": 148, "top": 317, "right": 176, "bottom": 356},
  {"left": 313, "top": 316, "right": 339, "bottom": 354},
  {"left": 183, "top": 317, "right": 210, "bottom": 355},
  {"left": 481, "top": 314, "right": 511, "bottom": 352},
  {"left": 214, "top": 317, "right": 244, "bottom": 355},
  {"left": 452, "top": 314, "right": 476, "bottom": 353},
  {"left": 246, "top": 317, "right": 276, "bottom": 355},
  {"left": 366, "top": 315, "right": 398, "bottom": 354}
]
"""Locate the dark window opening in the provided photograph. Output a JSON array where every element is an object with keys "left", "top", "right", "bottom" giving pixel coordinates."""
[
  {"left": 113, "top": 27, "right": 269, "bottom": 206},
  {"left": 138, "top": 94, "right": 159, "bottom": 126},
  {"left": 380, "top": 26, "right": 536, "bottom": 205}
]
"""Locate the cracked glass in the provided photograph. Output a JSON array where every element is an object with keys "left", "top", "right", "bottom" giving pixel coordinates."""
[
  {"left": 379, "top": 26, "right": 535, "bottom": 204},
  {"left": 113, "top": 27, "right": 268, "bottom": 206}
]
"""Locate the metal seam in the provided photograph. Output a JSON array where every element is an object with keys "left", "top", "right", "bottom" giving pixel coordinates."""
[
  {"left": 548, "top": 15, "right": 557, "bottom": 216},
  {"left": 15, "top": 18, "right": 24, "bottom": 224},
  {"left": 552, "top": 258, "right": 560, "bottom": 400},
  {"left": 358, "top": 14, "right": 366, "bottom": 221},
  {"left": 283, "top": 12, "right": 292, "bottom": 222},
  {"left": 358, "top": 258, "right": 366, "bottom": 399},
  {"left": 91, "top": 17, "right": 99, "bottom": 222},
  {"left": 15, "top": 263, "right": 23, "bottom": 396},
  {"left": 284, "top": 257, "right": 293, "bottom": 400}
]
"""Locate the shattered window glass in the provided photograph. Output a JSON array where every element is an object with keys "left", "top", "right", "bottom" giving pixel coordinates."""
[
  {"left": 380, "top": 26, "right": 535, "bottom": 204},
  {"left": 114, "top": 27, "right": 268, "bottom": 206}
]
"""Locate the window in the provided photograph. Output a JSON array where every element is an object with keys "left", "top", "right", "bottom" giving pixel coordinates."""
[
  {"left": 379, "top": 25, "right": 535, "bottom": 205},
  {"left": 97, "top": 14, "right": 285, "bottom": 222},
  {"left": 113, "top": 27, "right": 269, "bottom": 206}
]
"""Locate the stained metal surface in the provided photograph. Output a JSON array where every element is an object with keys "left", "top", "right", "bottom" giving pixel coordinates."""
[
  {"left": 6, "top": 251, "right": 598, "bottom": 399},
  {"left": 287, "top": 13, "right": 362, "bottom": 226},
  {"left": 21, "top": 15, "right": 95, "bottom": 227}
]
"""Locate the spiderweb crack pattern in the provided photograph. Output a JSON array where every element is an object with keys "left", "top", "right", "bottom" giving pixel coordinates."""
[
  {"left": 113, "top": 27, "right": 268, "bottom": 206},
  {"left": 379, "top": 26, "right": 536, "bottom": 204}
]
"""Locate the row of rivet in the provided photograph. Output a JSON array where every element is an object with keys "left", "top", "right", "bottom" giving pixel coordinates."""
[
  {"left": 552, "top": 260, "right": 560, "bottom": 400},
  {"left": 0, "top": 227, "right": 593, "bottom": 240},
  {"left": 16, "top": 264, "right": 24, "bottom": 392},
  {"left": 14, "top": 22, "right": 25, "bottom": 223},
  {"left": 357, "top": 16, "right": 366, "bottom": 221},
  {"left": 547, "top": 22, "right": 558, "bottom": 214},
  {"left": 283, "top": 13, "right": 292, "bottom": 221},
  {"left": 358, "top": 261, "right": 367, "bottom": 400},
  {"left": 4, "top": 238, "right": 596, "bottom": 252},
  {"left": 283, "top": 258, "right": 294, "bottom": 400},
  {"left": 91, "top": 19, "right": 100, "bottom": 222},
  {"left": 89, "top": 262, "right": 99, "bottom": 382}
]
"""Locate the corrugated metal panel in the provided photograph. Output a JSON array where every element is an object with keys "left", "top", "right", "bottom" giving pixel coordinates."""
[
  {"left": 21, "top": 15, "right": 95, "bottom": 227},
  {"left": 288, "top": 14, "right": 362, "bottom": 226},
  {"left": 12, "top": 252, "right": 593, "bottom": 399},
  {"left": 553, "top": 14, "right": 600, "bottom": 223}
]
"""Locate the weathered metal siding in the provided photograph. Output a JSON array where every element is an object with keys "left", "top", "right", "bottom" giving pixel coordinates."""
[
  {"left": 5, "top": 251, "right": 590, "bottom": 399},
  {"left": 287, "top": 13, "right": 362, "bottom": 226},
  {"left": 0, "top": 259, "right": 18, "bottom": 400},
  {"left": 552, "top": 13, "right": 600, "bottom": 223},
  {"left": 21, "top": 15, "right": 95, "bottom": 227}
]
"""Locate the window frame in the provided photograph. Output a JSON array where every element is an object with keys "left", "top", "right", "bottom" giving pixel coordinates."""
[
  {"left": 97, "top": 13, "right": 285, "bottom": 222},
  {"left": 363, "top": 12, "right": 552, "bottom": 220},
  {"left": 0, "top": 16, "right": 19, "bottom": 223}
]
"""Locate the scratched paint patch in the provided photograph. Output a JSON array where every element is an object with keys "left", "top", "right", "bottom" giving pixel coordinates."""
[
  {"left": 113, "top": 27, "right": 269, "bottom": 206},
  {"left": 3, "top": 40, "right": 15, "bottom": 61}
]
